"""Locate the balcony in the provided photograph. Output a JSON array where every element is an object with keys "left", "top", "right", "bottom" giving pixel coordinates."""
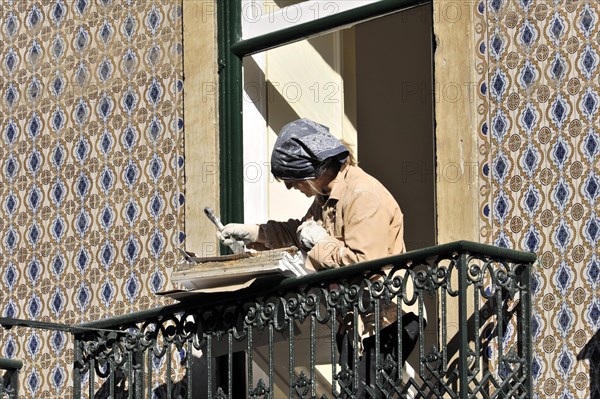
[{"left": 1, "top": 241, "right": 535, "bottom": 398}]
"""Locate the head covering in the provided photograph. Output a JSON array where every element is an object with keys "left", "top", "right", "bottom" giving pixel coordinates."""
[{"left": 271, "top": 118, "right": 349, "bottom": 180}]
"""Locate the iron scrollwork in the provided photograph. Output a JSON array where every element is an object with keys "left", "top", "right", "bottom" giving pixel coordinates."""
[{"left": 72, "top": 243, "right": 534, "bottom": 399}]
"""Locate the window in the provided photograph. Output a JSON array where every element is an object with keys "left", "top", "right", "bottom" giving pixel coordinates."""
[{"left": 221, "top": 0, "right": 435, "bottom": 249}]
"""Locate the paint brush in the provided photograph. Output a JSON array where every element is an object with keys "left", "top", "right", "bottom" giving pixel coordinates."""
[
  {"left": 204, "top": 207, "right": 225, "bottom": 231},
  {"left": 204, "top": 207, "right": 246, "bottom": 254}
]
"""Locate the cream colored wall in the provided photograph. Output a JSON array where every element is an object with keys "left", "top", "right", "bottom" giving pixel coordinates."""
[
  {"left": 341, "top": 29, "right": 358, "bottom": 157},
  {"left": 183, "top": 0, "right": 220, "bottom": 256},
  {"left": 264, "top": 33, "right": 356, "bottom": 221},
  {"left": 433, "top": 0, "right": 480, "bottom": 243}
]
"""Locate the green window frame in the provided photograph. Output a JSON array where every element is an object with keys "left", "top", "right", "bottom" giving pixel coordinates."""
[{"left": 216, "top": 0, "right": 431, "bottom": 224}]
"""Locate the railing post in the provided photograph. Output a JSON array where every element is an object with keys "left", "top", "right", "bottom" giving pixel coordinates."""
[
  {"left": 187, "top": 339, "right": 193, "bottom": 399},
  {"left": 520, "top": 263, "right": 533, "bottom": 398},
  {"left": 133, "top": 347, "right": 145, "bottom": 399},
  {"left": 0, "top": 358, "right": 23, "bottom": 399},
  {"left": 458, "top": 252, "right": 470, "bottom": 399},
  {"left": 9, "top": 369, "right": 19, "bottom": 399},
  {"left": 73, "top": 335, "right": 82, "bottom": 399}
]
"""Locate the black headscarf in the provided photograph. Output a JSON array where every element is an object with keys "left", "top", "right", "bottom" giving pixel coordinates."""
[{"left": 270, "top": 118, "right": 349, "bottom": 180}]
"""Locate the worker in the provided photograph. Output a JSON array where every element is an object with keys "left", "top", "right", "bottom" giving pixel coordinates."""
[{"left": 218, "top": 118, "right": 421, "bottom": 394}]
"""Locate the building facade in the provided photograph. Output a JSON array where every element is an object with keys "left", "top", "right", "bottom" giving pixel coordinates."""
[{"left": 0, "top": 0, "right": 598, "bottom": 398}]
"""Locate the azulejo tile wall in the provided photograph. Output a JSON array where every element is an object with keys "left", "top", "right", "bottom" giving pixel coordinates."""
[
  {"left": 477, "top": 0, "right": 599, "bottom": 398},
  {"left": 0, "top": 0, "right": 183, "bottom": 396}
]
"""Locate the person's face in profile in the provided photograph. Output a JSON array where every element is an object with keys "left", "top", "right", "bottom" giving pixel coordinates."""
[{"left": 284, "top": 180, "right": 316, "bottom": 197}]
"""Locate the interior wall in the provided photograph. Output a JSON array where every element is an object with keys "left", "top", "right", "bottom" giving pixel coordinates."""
[
  {"left": 263, "top": 33, "right": 357, "bottom": 222},
  {"left": 355, "top": 5, "right": 436, "bottom": 250}
]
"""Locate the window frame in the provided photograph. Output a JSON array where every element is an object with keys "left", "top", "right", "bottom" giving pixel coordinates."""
[{"left": 217, "top": 0, "right": 432, "bottom": 224}]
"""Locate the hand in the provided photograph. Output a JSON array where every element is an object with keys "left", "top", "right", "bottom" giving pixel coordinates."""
[
  {"left": 217, "top": 223, "right": 259, "bottom": 246},
  {"left": 297, "top": 220, "right": 328, "bottom": 250}
]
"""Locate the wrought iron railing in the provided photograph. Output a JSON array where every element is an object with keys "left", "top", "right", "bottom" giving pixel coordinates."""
[{"left": 0, "top": 241, "right": 535, "bottom": 398}]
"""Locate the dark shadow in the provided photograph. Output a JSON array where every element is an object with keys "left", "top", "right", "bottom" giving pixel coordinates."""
[
  {"left": 94, "top": 372, "right": 189, "bottom": 399},
  {"left": 0, "top": 368, "right": 19, "bottom": 398},
  {"left": 93, "top": 369, "right": 128, "bottom": 399},
  {"left": 272, "top": 0, "right": 305, "bottom": 7},
  {"left": 265, "top": 80, "right": 300, "bottom": 134},
  {"left": 434, "top": 289, "right": 521, "bottom": 398},
  {"left": 577, "top": 328, "right": 600, "bottom": 399},
  {"left": 243, "top": 55, "right": 300, "bottom": 133},
  {"left": 92, "top": 352, "right": 245, "bottom": 399}
]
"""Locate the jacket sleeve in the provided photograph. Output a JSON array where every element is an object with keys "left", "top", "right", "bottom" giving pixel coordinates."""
[
  {"left": 306, "top": 190, "right": 399, "bottom": 270},
  {"left": 257, "top": 200, "right": 319, "bottom": 249},
  {"left": 258, "top": 218, "right": 302, "bottom": 248}
]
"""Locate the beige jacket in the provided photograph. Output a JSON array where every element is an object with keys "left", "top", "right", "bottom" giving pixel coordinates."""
[{"left": 259, "top": 165, "right": 422, "bottom": 342}]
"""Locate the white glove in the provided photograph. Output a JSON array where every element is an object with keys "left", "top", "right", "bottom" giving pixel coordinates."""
[
  {"left": 297, "top": 220, "right": 328, "bottom": 250},
  {"left": 217, "top": 223, "right": 259, "bottom": 246},
  {"left": 279, "top": 250, "right": 310, "bottom": 277}
]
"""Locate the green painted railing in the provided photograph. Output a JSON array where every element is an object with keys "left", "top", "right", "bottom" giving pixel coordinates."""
[{"left": 0, "top": 241, "right": 535, "bottom": 398}]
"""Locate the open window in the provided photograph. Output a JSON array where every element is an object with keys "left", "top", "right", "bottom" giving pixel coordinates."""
[{"left": 238, "top": 0, "right": 436, "bottom": 250}]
